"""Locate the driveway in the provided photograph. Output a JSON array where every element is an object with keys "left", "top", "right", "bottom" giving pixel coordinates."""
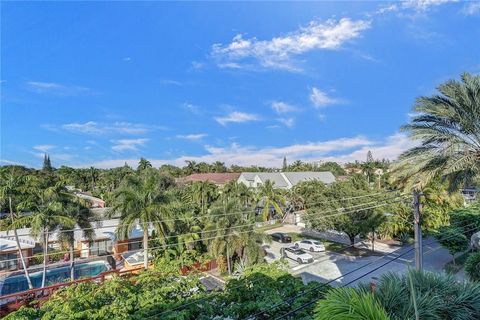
[{"left": 263, "top": 225, "right": 453, "bottom": 287}]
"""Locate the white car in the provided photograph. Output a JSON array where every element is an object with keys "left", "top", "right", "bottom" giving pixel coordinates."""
[
  {"left": 294, "top": 239, "right": 325, "bottom": 252},
  {"left": 281, "top": 247, "right": 314, "bottom": 264}
]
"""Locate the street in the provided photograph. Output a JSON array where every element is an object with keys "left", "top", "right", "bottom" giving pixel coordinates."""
[{"left": 263, "top": 226, "right": 456, "bottom": 287}]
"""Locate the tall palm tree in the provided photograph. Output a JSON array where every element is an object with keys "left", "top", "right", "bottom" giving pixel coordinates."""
[
  {"left": 392, "top": 72, "right": 480, "bottom": 192},
  {"left": 14, "top": 183, "right": 76, "bottom": 288},
  {"left": 256, "top": 180, "right": 286, "bottom": 221},
  {"left": 57, "top": 197, "right": 95, "bottom": 281},
  {"left": 0, "top": 172, "right": 33, "bottom": 289},
  {"left": 107, "top": 172, "right": 173, "bottom": 269},
  {"left": 202, "top": 200, "right": 263, "bottom": 274},
  {"left": 137, "top": 158, "right": 152, "bottom": 172},
  {"left": 185, "top": 181, "right": 218, "bottom": 215},
  {"left": 223, "top": 181, "right": 254, "bottom": 207}
]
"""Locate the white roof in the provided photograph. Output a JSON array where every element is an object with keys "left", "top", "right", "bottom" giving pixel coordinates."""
[
  {"left": 283, "top": 172, "right": 336, "bottom": 185},
  {"left": 239, "top": 171, "right": 335, "bottom": 189},
  {"left": 0, "top": 219, "right": 153, "bottom": 251},
  {"left": 0, "top": 237, "right": 35, "bottom": 252}
]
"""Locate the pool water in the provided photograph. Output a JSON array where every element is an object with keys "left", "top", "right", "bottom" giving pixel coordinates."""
[{"left": 0, "top": 261, "right": 109, "bottom": 296}]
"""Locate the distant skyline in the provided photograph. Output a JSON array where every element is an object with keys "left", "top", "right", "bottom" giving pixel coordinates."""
[{"left": 1, "top": 1, "right": 480, "bottom": 168}]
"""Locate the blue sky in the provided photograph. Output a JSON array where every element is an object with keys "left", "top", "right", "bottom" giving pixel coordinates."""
[{"left": 1, "top": 0, "right": 479, "bottom": 169}]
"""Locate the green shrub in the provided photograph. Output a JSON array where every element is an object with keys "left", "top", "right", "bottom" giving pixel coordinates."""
[
  {"left": 466, "top": 251, "right": 480, "bottom": 281},
  {"left": 314, "top": 288, "right": 389, "bottom": 320},
  {"left": 435, "top": 226, "right": 469, "bottom": 265}
]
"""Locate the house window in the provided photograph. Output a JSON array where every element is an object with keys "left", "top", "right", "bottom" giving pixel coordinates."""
[
  {"left": 90, "top": 239, "right": 113, "bottom": 256},
  {"left": 0, "top": 252, "right": 18, "bottom": 271},
  {"left": 128, "top": 239, "right": 143, "bottom": 251}
]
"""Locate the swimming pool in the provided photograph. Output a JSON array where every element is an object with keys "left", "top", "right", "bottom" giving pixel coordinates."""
[{"left": 0, "top": 261, "right": 110, "bottom": 296}]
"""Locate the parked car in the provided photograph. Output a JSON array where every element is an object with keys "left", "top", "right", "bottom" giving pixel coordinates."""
[
  {"left": 281, "top": 247, "right": 314, "bottom": 264},
  {"left": 270, "top": 232, "right": 292, "bottom": 243},
  {"left": 294, "top": 239, "right": 325, "bottom": 252}
]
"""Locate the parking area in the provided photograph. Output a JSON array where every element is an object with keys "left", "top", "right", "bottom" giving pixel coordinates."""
[
  {"left": 262, "top": 225, "right": 455, "bottom": 287},
  {"left": 263, "top": 231, "right": 344, "bottom": 270}
]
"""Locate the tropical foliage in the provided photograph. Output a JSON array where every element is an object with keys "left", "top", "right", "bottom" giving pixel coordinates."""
[
  {"left": 392, "top": 72, "right": 480, "bottom": 192},
  {"left": 107, "top": 169, "right": 176, "bottom": 269},
  {"left": 315, "top": 270, "right": 480, "bottom": 320},
  {"left": 465, "top": 251, "right": 480, "bottom": 282},
  {"left": 5, "top": 262, "right": 328, "bottom": 320},
  {"left": 300, "top": 175, "right": 392, "bottom": 245}
]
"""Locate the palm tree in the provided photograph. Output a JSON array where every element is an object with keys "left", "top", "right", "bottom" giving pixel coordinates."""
[
  {"left": 137, "top": 158, "right": 152, "bottom": 172},
  {"left": 203, "top": 200, "right": 265, "bottom": 274},
  {"left": 203, "top": 200, "right": 259, "bottom": 274},
  {"left": 357, "top": 270, "right": 480, "bottom": 320},
  {"left": 14, "top": 183, "right": 76, "bottom": 288},
  {"left": 185, "top": 181, "right": 218, "bottom": 215},
  {"left": 223, "top": 181, "right": 254, "bottom": 207},
  {"left": 392, "top": 72, "right": 480, "bottom": 192},
  {"left": 213, "top": 161, "right": 227, "bottom": 173},
  {"left": 314, "top": 288, "right": 389, "bottom": 320},
  {"left": 256, "top": 180, "right": 286, "bottom": 221},
  {"left": 108, "top": 172, "right": 173, "bottom": 269},
  {"left": 184, "top": 160, "right": 199, "bottom": 175},
  {"left": 361, "top": 161, "right": 375, "bottom": 184},
  {"left": 57, "top": 197, "right": 95, "bottom": 281},
  {"left": 0, "top": 172, "right": 33, "bottom": 289}
]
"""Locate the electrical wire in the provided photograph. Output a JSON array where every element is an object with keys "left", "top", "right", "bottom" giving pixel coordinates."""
[
  {"left": 2, "top": 190, "right": 401, "bottom": 239},
  {"left": 272, "top": 223, "right": 480, "bottom": 320},
  {"left": 0, "top": 195, "right": 409, "bottom": 265}
]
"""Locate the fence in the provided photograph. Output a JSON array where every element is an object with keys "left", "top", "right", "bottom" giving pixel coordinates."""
[{"left": 0, "top": 267, "right": 143, "bottom": 316}]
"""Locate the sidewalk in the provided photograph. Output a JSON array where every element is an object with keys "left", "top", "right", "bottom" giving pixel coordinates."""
[{"left": 263, "top": 224, "right": 400, "bottom": 254}]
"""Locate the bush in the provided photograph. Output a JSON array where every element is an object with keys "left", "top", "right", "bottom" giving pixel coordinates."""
[
  {"left": 315, "top": 288, "right": 389, "bottom": 320},
  {"left": 466, "top": 251, "right": 480, "bottom": 281},
  {"left": 435, "top": 226, "right": 469, "bottom": 265},
  {"left": 5, "top": 261, "right": 323, "bottom": 320},
  {"left": 30, "top": 250, "right": 65, "bottom": 266}
]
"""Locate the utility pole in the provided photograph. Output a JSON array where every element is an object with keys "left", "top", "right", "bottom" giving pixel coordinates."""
[{"left": 413, "top": 190, "right": 423, "bottom": 271}]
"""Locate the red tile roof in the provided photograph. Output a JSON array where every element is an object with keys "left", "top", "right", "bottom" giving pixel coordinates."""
[{"left": 182, "top": 173, "right": 241, "bottom": 185}]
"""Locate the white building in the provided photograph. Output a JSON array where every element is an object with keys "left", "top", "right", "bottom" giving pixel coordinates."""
[{"left": 238, "top": 171, "right": 335, "bottom": 189}]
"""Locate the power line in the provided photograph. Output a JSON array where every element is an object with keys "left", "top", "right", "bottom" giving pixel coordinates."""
[
  {"left": 0, "top": 196, "right": 409, "bottom": 264},
  {"left": 141, "top": 198, "right": 412, "bottom": 319},
  {"left": 2, "top": 190, "right": 401, "bottom": 239},
  {"left": 272, "top": 223, "right": 480, "bottom": 320},
  {"left": 142, "top": 239, "right": 374, "bottom": 319}
]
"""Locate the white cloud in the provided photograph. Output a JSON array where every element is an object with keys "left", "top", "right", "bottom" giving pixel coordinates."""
[
  {"left": 111, "top": 138, "right": 149, "bottom": 152},
  {"left": 215, "top": 111, "right": 259, "bottom": 126},
  {"left": 76, "top": 133, "right": 416, "bottom": 169},
  {"left": 123, "top": 57, "right": 132, "bottom": 62},
  {"left": 402, "top": 0, "right": 457, "bottom": 11},
  {"left": 26, "top": 81, "right": 90, "bottom": 96},
  {"left": 271, "top": 101, "right": 298, "bottom": 114},
  {"left": 372, "top": 0, "right": 457, "bottom": 17},
  {"left": 160, "top": 79, "right": 182, "bottom": 86},
  {"left": 310, "top": 87, "right": 340, "bottom": 108},
  {"left": 211, "top": 18, "right": 370, "bottom": 71},
  {"left": 322, "top": 133, "right": 418, "bottom": 163},
  {"left": 60, "top": 121, "right": 163, "bottom": 135},
  {"left": 62, "top": 121, "right": 103, "bottom": 134},
  {"left": 33, "top": 145, "right": 55, "bottom": 153},
  {"left": 183, "top": 102, "right": 202, "bottom": 114},
  {"left": 0, "top": 159, "right": 26, "bottom": 166},
  {"left": 191, "top": 61, "right": 205, "bottom": 70},
  {"left": 176, "top": 133, "right": 208, "bottom": 141},
  {"left": 278, "top": 118, "right": 295, "bottom": 128},
  {"left": 461, "top": 2, "right": 480, "bottom": 15}
]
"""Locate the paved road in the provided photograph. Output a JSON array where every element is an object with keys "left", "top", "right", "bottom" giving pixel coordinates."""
[{"left": 263, "top": 225, "right": 454, "bottom": 288}]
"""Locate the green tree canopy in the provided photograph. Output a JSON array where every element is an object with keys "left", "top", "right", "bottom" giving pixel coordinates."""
[{"left": 392, "top": 73, "right": 480, "bottom": 192}]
